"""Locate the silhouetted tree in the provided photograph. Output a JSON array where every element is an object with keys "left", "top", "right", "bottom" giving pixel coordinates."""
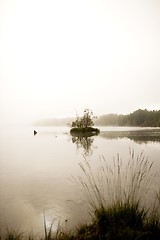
[{"left": 71, "top": 109, "right": 94, "bottom": 128}]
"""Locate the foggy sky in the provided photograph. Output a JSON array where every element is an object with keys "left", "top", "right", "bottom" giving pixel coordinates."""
[{"left": 0, "top": 0, "right": 160, "bottom": 124}]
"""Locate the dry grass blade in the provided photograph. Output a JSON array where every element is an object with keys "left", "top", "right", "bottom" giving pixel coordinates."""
[{"left": 75, "top": 150, "right": 158, "bottom": 211}]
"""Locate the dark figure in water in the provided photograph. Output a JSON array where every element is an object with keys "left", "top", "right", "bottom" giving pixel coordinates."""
[{"left": 34, "top": 130, "right": 37, "bottom": 135}]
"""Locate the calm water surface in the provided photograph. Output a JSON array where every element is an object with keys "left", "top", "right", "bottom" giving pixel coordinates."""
[{"left": 0, "top": 126, "right": 160, "bottom": 235}]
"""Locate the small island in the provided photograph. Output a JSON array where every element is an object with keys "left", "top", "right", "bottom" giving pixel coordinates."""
[{"left": 70, "top": 109, "right": 100, "bottom": 137}]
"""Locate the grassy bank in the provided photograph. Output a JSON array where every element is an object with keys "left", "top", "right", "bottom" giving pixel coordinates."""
[{"left": 1, "top": 150, "right": 160, "bottom": 240}]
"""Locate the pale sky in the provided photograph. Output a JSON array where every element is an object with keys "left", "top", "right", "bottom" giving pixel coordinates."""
[{"left": 0, "top": 0, "right": 160, "bottom": 124}]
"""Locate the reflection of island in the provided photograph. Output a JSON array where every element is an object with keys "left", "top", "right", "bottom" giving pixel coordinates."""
[
  {"left": 72, "top": 136, "right": 95, "bottom": 156},
  {"left": 100, "top": 129, "right": 160, "bottom": 144}
]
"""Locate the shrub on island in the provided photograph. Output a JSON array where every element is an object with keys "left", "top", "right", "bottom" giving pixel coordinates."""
[{"left": 70, "top": 109, "right": 100, "bottom": 136}]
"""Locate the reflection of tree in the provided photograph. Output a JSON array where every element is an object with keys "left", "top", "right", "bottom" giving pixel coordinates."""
[{"left": 72, "top": 136, "right": 94, "bottom": 156}]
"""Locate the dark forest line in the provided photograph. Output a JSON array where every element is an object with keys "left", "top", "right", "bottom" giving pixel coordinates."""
[{"left": 94, "top": 109, "right": 160, "bottom": 127}]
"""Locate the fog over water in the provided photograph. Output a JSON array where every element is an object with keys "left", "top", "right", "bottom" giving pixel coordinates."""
[{"left": 0, "top": 0, "right": 160, "bottom": 124}]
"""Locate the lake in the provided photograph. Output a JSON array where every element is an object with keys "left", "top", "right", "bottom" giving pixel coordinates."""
[{"left": 0, "top": 126, "right": 160, "bottom": 236}]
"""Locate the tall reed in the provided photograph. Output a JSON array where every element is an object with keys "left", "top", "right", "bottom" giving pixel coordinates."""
[{"left": 76, "top": 149, "right": 157, "bottom": 210}]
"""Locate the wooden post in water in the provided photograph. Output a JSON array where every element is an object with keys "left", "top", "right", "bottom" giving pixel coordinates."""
[{"left": 34, "top": 130, "right": 37, "bottom": 135}]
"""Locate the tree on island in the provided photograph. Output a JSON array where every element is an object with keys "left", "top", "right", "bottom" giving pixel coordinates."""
[
  {"left": 70, "top": 109, "right": 100, "bottom": 136},
  {"left": 71, "top": 109, "right": 94, "bottom": 128}
]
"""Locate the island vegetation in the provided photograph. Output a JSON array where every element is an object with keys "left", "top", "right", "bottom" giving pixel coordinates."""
[{"left": 70, "top": 109, "right": 100, "bottom": 136}]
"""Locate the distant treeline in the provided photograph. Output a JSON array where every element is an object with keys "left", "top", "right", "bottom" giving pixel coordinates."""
[{"left": 95, "top": 109, "right": 160, "bottom": 127}]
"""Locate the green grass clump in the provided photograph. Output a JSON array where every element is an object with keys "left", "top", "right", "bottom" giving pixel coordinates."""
[
  {"left": 94, "top": 203, "right": 146, "bottom": 231},
  {"left": 74, "top": 204, "right": 160, "bottom": 239},
  {"left": 93, "top": 204, "right": 147, "bottom": 239}
]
